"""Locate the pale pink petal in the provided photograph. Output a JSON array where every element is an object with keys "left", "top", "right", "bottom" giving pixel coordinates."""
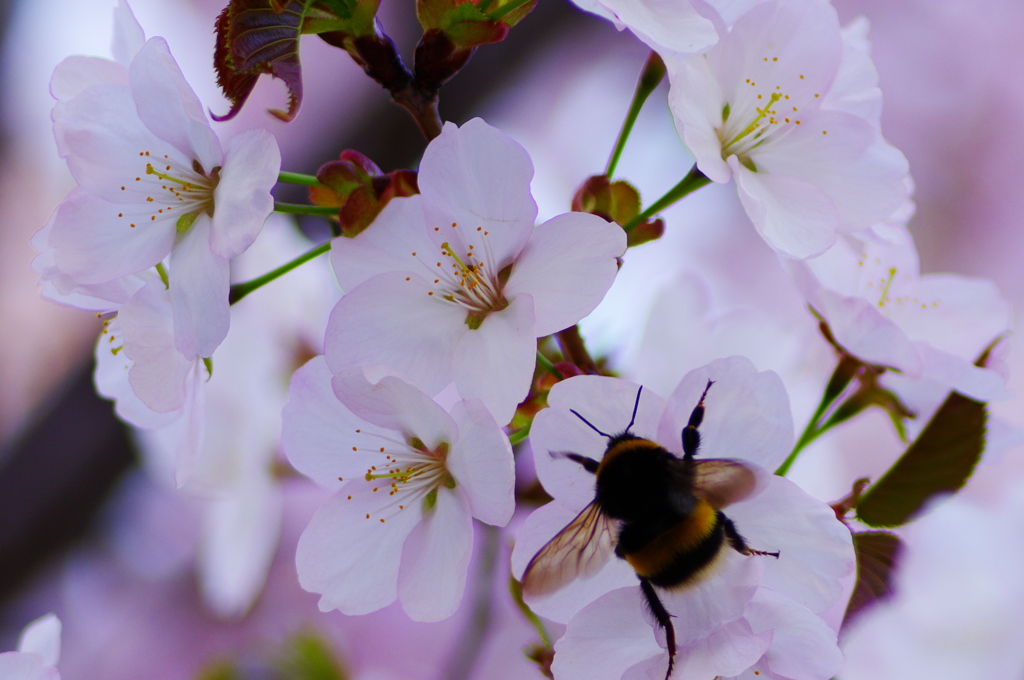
[
  {"left": 711, "top": 0, "right": 841, "bottom": 111},
  {"left": 532, "top": 376, "right": 665, "bottom": 510},
  {"left": 418, "top": 119, "right": 537, "bottom": 265},
  {"left": 659, "top": 549, "right": 762, "bottom": 645},
  {"left": 452, "top": 293, "right": 536, "bottom": 426},
  {"left": 48, "top": 188, "right": 175, "bottom": 285},
  {"left": 93, "top": 317, "right": 178, "bottom": 429},
  {"left": 397, "top": 486, "right": 473, "bottom": 621},
  {"left": 324, "top": 272, "right": 466, "bottom": 395},
  {"left": 595, "top": 0, "right": 717, "bottom": 55},
  {"left": 744, "top": 589, "right": 843, "bottom": 680},
  {"left": 731, "top": 159, "right": 839, "bottom": 259},
  {"left": 447, "top": 400, "right": 515, "bottom": 526},
  {"left": 504, "top": 212, "right": 625, "bottom": 336},
  {"left": 128, "top": 38, "right": 222, "bottom": 172},
  {"left": 915, "top": 342, "right": 1009, "bottom": 402},
  {"left": 282, "top": 358, "right": 395, "bottom": 489},
  {"left": 671, "top": 618, "right": 770, "bottom": 680},
  {"left": 668, "top": 58, "right": 731, "bottom": 183},
  {"left": 891, "top": 275, "right": 1010, "bottom": 358},
  {"left": 816, "top": 287, "right": 923, "bottom": 375},
  {"left": 172, "top": 363, "right": 204, "bottom": 487},
  {"left": 0, "top": 653, "right": 58, "bottom": 680},
  {"left": 727, "top": 477, "right": 854, "bottom": 613},
  {"left": 329, "top": 195, "right": 436, "bottom": 292},
  {"left": 17, "top": 615, "right": 61, "bottom": 667},
  {"left": 658, "top": 357, "right": 793, "bottom": 471},
  {"left": 512, "top": 501, "right": 638, "bottom": 623},
  {"left": 50, "top": 56, "right": 126, "bottom": 101},
  {"left": 751, "top": 110, "right": 910, "bottom": 233},
  {"left": 111, "top": 0, "right": 146, "bottom": 67},
  {"left": 296, "top": 481, "right": 422, "bottom": 615},
  {"left": 331, "top": 367, "right": 458, "bottom": 449},
  {"left": 169, "top": 216, "right": 230, "bottom": 358},
  {"left": 208, "top": 129, "right": 279, "bottom": 258},
  {"left": 552, "top": 587, "right": 664, "bottom": 680},
  {"left": 825, "top": 17, "right": 882, "bottom": 124},
  {"left": 118, "top": 279, "right": 195, "bottom": 413},
  {"left": 52, "top": 81, "right": 178, "bottom": 203},
  {"left": 197, "top": 474, "right": 283, "bottom": 618}
]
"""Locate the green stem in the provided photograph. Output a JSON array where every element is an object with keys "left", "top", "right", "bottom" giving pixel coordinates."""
[
  {"left": 510, "top": 576, "right": 553, "bottom": 649},
  {"left": 487, "top": 0, "right": 532, "bottom": 21},
  {"left": 274, "top": 202, "right": 339, "bottom": 216},
  {"left": 536, "top": 352, "right": 562, "bottom": 380},
  {"left": 623, "top": 164, "right": 710, "bottom": 231},
  {"left": 277, "top": 171, "right": 322, "bottom": 187},
  {"left": 228, "top": 241, "right": 331, "bottom": 305},
  {"left": 775, "top": 396, "right": 831, "bottom": 476},
  {"left": 509, "top": 423, "right": 532, "bottom": 446},
  {"left": 606, "top": 52, "right": 666, "bottom": 178}
]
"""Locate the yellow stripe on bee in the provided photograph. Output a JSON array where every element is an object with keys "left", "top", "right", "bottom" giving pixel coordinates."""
[
  {"left": 624, "top": 500, "right": 719, "bottom": 579},
  {"left": 597, "top": 438, "right": 664, "bottom": 474}
]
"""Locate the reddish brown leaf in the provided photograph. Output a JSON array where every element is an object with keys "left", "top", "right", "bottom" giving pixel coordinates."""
[
  {"left": 842, "top": 530, "right": 903, "bottom": 631},
  {"left": 213, "top": 0, "right": 306, "bottom": 122}
]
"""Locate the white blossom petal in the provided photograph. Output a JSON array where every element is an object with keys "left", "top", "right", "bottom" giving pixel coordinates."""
[
  {"left": 324, "top": 271, "right": 466, "bottom": 396},
  {"left": 209, "top": 128, "right": 279, "bottom": 259},
  {"left": 168, "top": 216, "right": 230, "bottom": 359},
  {"left": 504, "top": 211, "right": 626, "bottom": 337},
  {"left": 727, "top": 477, "right": 854, "bottom": 613},
  {"left": 397, "top": 486, "right": 474, "bottom": 621},
  {"left": 452, "top": 293, "right": 536, "bottom": 426},
  {"left": 659, "top": 356, "right": 793, "bottom": 471},
  {"left": 447, "top": 400, "right": 515, "bottom": 526},
  {"left": 418, "top": 119, "right": 537, "bottom": 266},
  {"left": 296, "top": 481, "right": 422, "bottom": 616},
  {"left": 128, "top": 38, "right": 221, "bottom": 173}
]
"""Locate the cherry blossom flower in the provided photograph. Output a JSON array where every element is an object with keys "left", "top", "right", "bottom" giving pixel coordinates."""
[
  {"left": 0, "top": 614, "right": 62, "bottom": 680},
  {"left": 282, "top": 358, "right": 515, "bottom": 621},
  {"left": 42, "top": 28, "right": 280, "bottom": 359},
  {"left": 788, "top": 223, "right": 1011, "bottom": 403},
  {"left": 666, "top": 0, "right": 909, "bottom": 258},
  {"left": 511, "top": 358, "right": 853, "bottom": 679},
  {"left": 327, "top": 118, "right": 625, "bottom": 425}
]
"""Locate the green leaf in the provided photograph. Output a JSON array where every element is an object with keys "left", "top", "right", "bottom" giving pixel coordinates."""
[
  {"left": 857, "top": 390, "right": 986, "bottom": 527},
  {"left": 319, "top": 0, "right": 356, "bottom": 19},
  {"left": 842, "top": 530, "right": 903, "bottom": 631},
  {"left": 276, "top": 632, "right": 348, "bottom": 680}
]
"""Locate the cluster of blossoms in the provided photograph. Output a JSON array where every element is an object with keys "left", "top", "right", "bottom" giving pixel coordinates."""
[{"left": 21, "top": 0, "right": 1016, "bottom": 678}]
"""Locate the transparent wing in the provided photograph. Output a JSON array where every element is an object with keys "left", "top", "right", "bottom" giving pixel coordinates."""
[
  {"left": 693, "top": 458, "right": 761, "bottom": 509},
  {"left": 522, "top": 501, "right": 618, "bottom": 597}
]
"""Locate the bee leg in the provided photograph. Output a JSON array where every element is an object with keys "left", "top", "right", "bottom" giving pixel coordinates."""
[
  {"left": 722, "top": 516, "right": 780, "bottom": 559},
  {"left": 682, "top": 380, "right": 715, "bottom": 461},
  {"left": 639, "top": 577, "right": 676, "bottom": 680},
  {"left": 554, "top": 451, "right": 599, "bottom": 474}
]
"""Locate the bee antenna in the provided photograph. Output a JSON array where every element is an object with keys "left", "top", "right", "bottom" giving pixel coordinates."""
[
  {"left": 570, "top": 409, "right": 612, "bottom": 439},
  {"left": 625, "top": 385, "right": 643, "bottom": 433}
]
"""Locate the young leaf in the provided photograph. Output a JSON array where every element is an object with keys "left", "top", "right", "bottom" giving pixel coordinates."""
[
  {"left": 213, "top": 0, "right": 308, "bottom": 122},
  {"left": 856, "top": 390, "right": 986, "bottom": 527},
  {"left": 841, "top": 530, "right": 903, "bottom": 631}
]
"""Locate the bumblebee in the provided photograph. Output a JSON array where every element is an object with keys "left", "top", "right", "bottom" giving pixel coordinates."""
[{"left": 522, "top": 381, "right": 779, "bottom": 680}]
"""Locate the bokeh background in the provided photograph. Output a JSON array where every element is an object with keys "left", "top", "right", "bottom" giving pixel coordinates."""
[{"left": 0, "top": 0, "right": 1021, "bottom": 677}]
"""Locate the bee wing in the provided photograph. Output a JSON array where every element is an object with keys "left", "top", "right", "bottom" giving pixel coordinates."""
[
  {"left": 693, "top": 458, "right": 762, "bottom": 509},
  {"left": 522, "top": 501, "right": 618, "bottom": 597}
]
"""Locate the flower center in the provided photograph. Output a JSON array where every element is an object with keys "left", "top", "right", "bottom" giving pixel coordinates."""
[
  {"left": 116, "top": 150, "right": 219, "bottom": 230},
  {"left": 346, "top": 431, "right": 456, "bottom": 522},
  {"left": 717, "top": 66, "right": 824, "bottom": 170}
]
